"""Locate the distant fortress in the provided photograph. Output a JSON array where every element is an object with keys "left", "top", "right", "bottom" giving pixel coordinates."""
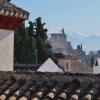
[
  {"left": 48, "top": 28, "right": 85, "bottom": 58},
  {"left": 48, "top": 28, "right": 73, "bottom": 55}
]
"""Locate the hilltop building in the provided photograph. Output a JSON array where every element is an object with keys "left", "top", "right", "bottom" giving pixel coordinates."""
[
  {"left": 48, "top": 29, "right": 73, "bottom": 55},
  {"left": 48, "top": 29, "right": 86, "bottom": 57}
]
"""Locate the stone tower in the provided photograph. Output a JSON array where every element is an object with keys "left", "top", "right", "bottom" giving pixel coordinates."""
[{"left": 49, "top": 29, "right": 73, "bottom": 55}]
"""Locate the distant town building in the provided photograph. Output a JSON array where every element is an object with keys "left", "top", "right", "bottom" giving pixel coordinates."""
[
  {"left": 54, "top": 53, "right": 92, "bottom": 73},
  {"left": 48, "top": 28, "right": 73, "bottom": 55},
  {"left": 86, "top": 51, "right": 100, "bottom": 67},
  {"left": 77, "top": 44, "right": 82, "bottom": 51},
  {"left": 73, "top": 44, "right": 85, "bottom": 56}
]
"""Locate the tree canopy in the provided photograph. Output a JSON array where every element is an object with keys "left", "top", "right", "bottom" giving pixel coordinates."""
[
  {"left": 14, "top": 17, "right": 52, "bottom": 64},
  {"left": 34, "top": 17, "right": 52, "bottom": 63}
]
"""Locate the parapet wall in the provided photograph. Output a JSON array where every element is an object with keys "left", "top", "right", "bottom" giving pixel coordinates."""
[{"left": 0, "top": 29, "right": 14, "bottom": 71}]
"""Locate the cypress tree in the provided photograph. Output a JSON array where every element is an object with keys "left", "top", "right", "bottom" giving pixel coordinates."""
[
  {"left": 14, "top": 22, "right": 37, "bottom": 64},
  {"left": 34, "top": 17, "right": 52, "bottom": 63},
  {"left": 27, "top": 21, "right": 37, "bottom": 64},
  {"left": 14, "top": 23, "right": 27, "bottom": 63}
]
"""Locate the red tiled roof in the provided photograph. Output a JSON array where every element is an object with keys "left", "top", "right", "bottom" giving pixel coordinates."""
[
  {"left": 0, "top": 0, "right": 29, "bottom": 20},
  {"left": 0, "top": 71, "right": 99, "bottom": 100},
  {"left": 54, "top": 53, "right": 81, "bottom": 60},
  {"left": 70, "top": 60, "right": 92, "bottom": 73}
]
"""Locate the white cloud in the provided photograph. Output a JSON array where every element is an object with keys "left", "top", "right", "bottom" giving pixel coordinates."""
[
  {"left": 76, "top": 32, "right": 88, "bottom": 37},
  {"left": 71, "top": 31, "right": 100, "bottom": 37},
  {"left": 95, "top": 32, "right": 100, "bottom": 36},
  {"left": 68, "top": 31, "right": 100, "bottom": 38},
  {"left": 48, "top": 28, "right": 64, "bottom": 33},
  {"left": 48, "top": 28, "right": 100, "bottom": 38}
]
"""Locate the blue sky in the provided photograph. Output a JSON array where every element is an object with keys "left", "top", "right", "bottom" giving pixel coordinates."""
[{"left": 12, "top": 0, "right": 100, "bottom": 53}]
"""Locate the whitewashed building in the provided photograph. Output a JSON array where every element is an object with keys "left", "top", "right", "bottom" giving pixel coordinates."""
[
  {"left": 93, "top": 57, "right": 100, "bottom": 74},
  {"left": 0, "top": 0, "right": 29, "bottom": 71}
]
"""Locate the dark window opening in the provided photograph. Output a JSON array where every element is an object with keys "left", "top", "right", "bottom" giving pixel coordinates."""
[
  {"left": 66, "top": 62, "right": 69, "bottom": 70},
  {"left": 95, "top": 60, "right": 98, "bottom": 66}
]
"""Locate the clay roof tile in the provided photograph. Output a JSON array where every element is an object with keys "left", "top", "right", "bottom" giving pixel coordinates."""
[{"left": 0, "top": 0, "right": 29, "bottom": 20}]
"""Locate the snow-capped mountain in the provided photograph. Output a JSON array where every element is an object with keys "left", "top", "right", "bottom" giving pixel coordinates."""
[{"left": 67, "top": 31, "right": 100, "bottom": 53}]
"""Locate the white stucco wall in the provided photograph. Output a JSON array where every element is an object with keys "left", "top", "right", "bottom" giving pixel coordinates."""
[
  {"left": 58, "top": 59, "right": 71, "bottom": 72},
  {"left": 93, "top": 58, "right": 100, "bottom": 74},
  {"left": 38, "top": 58, "right": 63, "bottom": 72},
  {"left": 93, "top": 66, "right": 100, "bottom": 74},
  {"left": 0, "top": 29, "right": 14, "bottom": 71}
]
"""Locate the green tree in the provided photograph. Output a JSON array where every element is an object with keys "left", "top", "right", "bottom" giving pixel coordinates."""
[
  {"left": 14, "top": 17, "right": 53, "bottom": 64},
  {"left": 14, "top": 22, "right": 37, "bottom": 64},
  {"left": 34, "top": 17, "right": 52, "bottom": 63},
  {"left": 14, "top": 23, "right": 27, "bottom": 63},
  {"left": 26, "top": 21, "right": 37, "bottom": 64}
]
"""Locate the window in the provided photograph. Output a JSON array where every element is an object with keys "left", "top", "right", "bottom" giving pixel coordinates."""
[
  {"left": 95, "top": 60, "right": 98, "bottom": 66},
  {"left": 66, "top": 62, "right": 69, "bottom": 70}
]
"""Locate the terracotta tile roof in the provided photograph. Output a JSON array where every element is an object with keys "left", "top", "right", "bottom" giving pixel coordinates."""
[
  {"left": 0, "top": 71, "right": 99, "bottom": 100},
  {"left": 14, "top": 64, "right": 40, "bottom": 72},
  {"left": 0, "top": 0, "right": 29, "bottom": 20},
  {"left": 70, "top": 60, "right": 93, "bottom": 73},
  {"left": 54, "top": 53, "right": 81, "bottom": 60},
  {"left": 64, "top": 55, "right": 81, "bottom": 60},
  {"left": 55, "top": 53, "right": 92, "bottom": 73}
]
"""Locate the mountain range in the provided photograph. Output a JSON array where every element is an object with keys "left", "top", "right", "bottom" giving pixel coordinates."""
[{"left": 67, "top": 31, "right": 100, "bottom": 53}]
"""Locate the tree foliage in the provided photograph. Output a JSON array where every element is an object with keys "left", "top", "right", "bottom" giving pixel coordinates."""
[
  {"left": 34, "top": 17, "right": 52, "bottom": 63},
  {"left": 14, "top": 17, "right": 52, "bottom": 64},
  {"left": 14, "top": 22, "right": 37, "bottom": 64}
]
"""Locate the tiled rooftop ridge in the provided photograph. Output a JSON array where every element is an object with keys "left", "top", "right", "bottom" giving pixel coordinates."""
[
  {"left": 0, "top": 0, "right": 29, "bottom": 20},
  {"left": 0, "top": 72, "right": 99, "bottom": 100}
]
